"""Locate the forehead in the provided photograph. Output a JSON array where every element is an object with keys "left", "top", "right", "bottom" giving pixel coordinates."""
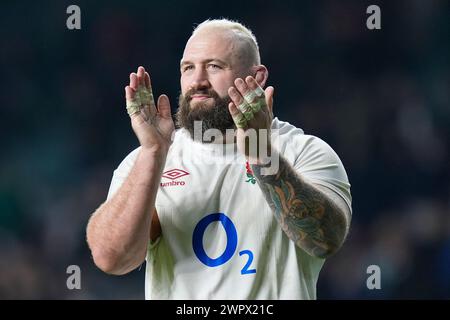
[{"left": 181, "top": 30, "right": 239, "bottom": 64}]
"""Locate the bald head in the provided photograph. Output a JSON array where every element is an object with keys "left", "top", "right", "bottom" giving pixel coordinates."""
[{"left": 188, "top": 19, "right": 261, "bottom": 69}]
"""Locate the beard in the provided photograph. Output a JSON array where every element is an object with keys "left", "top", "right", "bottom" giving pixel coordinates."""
[{"left": 175, "top": 88, "right": 236, "bottom": 142}]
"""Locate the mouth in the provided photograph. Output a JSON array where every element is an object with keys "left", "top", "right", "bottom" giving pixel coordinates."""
[{"left": 191, "top": 95, "right": 211, "bottom": 101}]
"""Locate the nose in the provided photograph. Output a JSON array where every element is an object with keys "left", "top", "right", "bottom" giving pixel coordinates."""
[{"left": 189, "top": 67, "right": 211, "bottom": 91}]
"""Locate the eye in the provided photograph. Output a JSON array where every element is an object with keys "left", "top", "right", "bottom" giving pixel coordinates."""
[
  {"left": 182, "top": 65, "right": 194, "bottom": 72},
  {"left": 207, "top": 64, "right": 222, "bottom": 70}
]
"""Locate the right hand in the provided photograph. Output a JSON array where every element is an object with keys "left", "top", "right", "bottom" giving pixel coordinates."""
[{"left": 125, "top": 66, "right": 175, "bottom": 154}]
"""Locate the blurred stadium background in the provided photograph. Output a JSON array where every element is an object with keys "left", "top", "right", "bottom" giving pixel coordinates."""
[{"left": 0, "top": 0, "right": 449, "bottom": 299}]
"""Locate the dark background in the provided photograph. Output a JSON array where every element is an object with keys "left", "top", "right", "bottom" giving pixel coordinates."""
[{"left": 0, "top": 0, "right": 449, "bottom": 299}]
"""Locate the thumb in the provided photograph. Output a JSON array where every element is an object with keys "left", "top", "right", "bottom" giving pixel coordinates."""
[
  {"left": 157, "top": 94, "right": 172, "bottom": 119},
  {"left": 265, "top": 86, "right": 274, "bottom": 113}
]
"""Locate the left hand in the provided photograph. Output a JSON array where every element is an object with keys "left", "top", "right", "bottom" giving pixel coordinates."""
[{"left": 228, "top": 76, "right": 275, "bottom": 165}]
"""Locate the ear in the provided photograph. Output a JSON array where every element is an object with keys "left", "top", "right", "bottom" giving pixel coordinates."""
[{"left": 252, "top": 65, "right": 269, "bottom": 88}]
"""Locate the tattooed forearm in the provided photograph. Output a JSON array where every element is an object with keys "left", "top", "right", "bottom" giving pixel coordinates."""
[{"left": 251, "top": 154, "right": 348, "bottom": 258}]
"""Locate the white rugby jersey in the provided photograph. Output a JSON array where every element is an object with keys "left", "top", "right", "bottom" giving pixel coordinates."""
[{"left": 107, "top": 117, "right": 352, "bottom": 300}]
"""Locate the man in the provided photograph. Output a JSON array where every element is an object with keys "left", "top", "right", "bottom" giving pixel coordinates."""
[{"left": 86, "top": 19, "right": 352, "bottom": 299}]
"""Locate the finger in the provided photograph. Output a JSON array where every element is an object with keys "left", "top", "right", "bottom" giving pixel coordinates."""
[
  {"left": 144, "top": 71, "right": 151, "bottom": 89},
  {"left": 265, "top": 86, "right": 274, "bottom": 113},
  {"left": 138, "top": 65, "right": 146, "bottom": 75},
  {"left": 137, "top": 66, "right": 146, "bottom": 88},
  {"left": 130, "top": 73, "right": 138, "bottom": 91},
  {"left": 125, "top": 85, "right": 136, "bottom": 101},
  {"left": 139, "top": 69, "right": 156, "bottom": 108},
  {"left": 244, "top": 76, "right": 266, "bottom": 111},
  {"left": 234, "top": 78, "right": 250, "bottom": 98},
  {"left": 237, "top": 79, "right": 263, "bottom": 115},
  {"left": 245, "top": 76, "right": 259, "bottom": 91},
  {"left": 228, "top": 87, "right": 254, "bottom": 121},
  {"left": 144, "top": 71, "right": 157, "bottom": 110},
  {"left": 228, "top": 86, "right": 244, "bottom": 107},
  {"left": 157, "top": 94, "right": 172, "bottom": 119},
  {"left": 137, "top": 68, "right": 156, "bottom": 119},
  {"left": 139, "top": 86, "right": 156, "bottom": 119},
  {"left": 228, "top": 101, "right": 248, "bottom": 129},
  {"left": 125, "top": 86, "right": 143, "bottom": 119},
  {"left": 245, "top": 76, "right": 265, "bottom": 98}
]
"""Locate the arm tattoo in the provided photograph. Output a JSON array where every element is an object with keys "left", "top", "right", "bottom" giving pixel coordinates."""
[{"left": 251, "top": 155, "right": 348, "bottom": 258}]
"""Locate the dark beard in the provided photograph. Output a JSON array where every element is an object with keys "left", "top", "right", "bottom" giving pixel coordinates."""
[{"left": 175, "top": 88, "right": 236, "bottom": 142}]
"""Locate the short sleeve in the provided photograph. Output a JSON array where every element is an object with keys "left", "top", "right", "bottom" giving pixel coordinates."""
[
  {"left": 106, "top": 147, "right": 141, "bottom": 201},
  {"left": 292, "top": 135, "right": 352, "bottom": 214}
]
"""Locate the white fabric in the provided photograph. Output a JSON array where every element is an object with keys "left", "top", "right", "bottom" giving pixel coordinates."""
[{"left": 107, "top": 117, "right": 352, "bottom": 300}]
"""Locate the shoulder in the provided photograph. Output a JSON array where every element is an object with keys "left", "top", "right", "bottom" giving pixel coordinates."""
[
  {"left": 272, "top": 117, "right": 339, "bottom": 164},
  {"left": 114, "top": 146, "right": 141, "bottom": 174},
  {"left": 273, "top": 117, "right": 352, "bottom": 211},
  {"left": 271, "top": 117, "right": 304, "bottom": 139}
]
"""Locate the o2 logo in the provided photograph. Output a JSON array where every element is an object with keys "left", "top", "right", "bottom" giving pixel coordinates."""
[{"left": 192, "top": 213, "right": 256, "bottom": 275}]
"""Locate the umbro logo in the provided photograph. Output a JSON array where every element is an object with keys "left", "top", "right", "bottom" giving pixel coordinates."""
[
  {"left": 162, "top": 168, "right": 189, "bottom": 180},
  {"left": 160, "top": 168, "right": 189, "bottom": 187}
]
